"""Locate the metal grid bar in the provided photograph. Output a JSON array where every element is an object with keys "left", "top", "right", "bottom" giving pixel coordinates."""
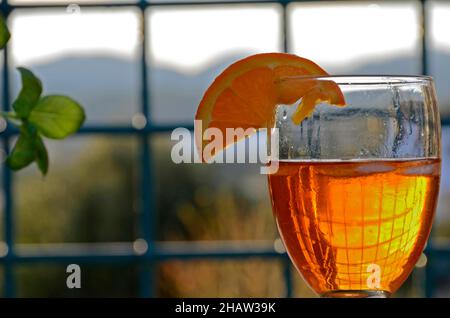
[
  {"left": 136, "top": 0, "right": 154, "bottom": 298},
  {"left": 419, "top": 0, "right": 435, "bottom": 298},
  {"left": 1, "top": 0, "right": 15, "bottom": 298},
  {"left": 6, "top": 0, "right": 439, "bottom": 10},
  {"left": 0, "top": 241, "right": 287, "bottom": 262},
  {"left": 2, "top": 0, "right": 370, "bottom": 9},
  {"left": 0, "top": 0, "right": 448, "bottom": 298}
]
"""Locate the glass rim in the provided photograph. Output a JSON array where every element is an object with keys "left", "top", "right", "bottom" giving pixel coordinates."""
[{"left": 276, "top": 75, "right": 434, "bottom": 86}]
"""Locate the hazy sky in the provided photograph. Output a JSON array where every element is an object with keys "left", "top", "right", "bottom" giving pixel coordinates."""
[{"left": 7, "top": 1, "right": 450, "bottom": 72}]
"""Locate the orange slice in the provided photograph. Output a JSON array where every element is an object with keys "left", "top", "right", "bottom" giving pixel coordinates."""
[{"left": 195, "top": 53, "right": 345, "bottom": 162}]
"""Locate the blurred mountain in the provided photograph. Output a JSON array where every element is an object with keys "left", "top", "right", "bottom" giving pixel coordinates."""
[
  {"left": 12, "top": 54, "right": 242, "bottom": 125},
  {"left": 333, "top": 51, "right": 450, "bottom": 112},
  {"left": 8, "top": 50, "right": 450, "bottom": 126}
]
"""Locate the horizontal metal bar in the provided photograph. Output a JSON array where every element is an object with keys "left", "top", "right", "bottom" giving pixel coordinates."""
[
  {"left": 441, "top": 116, "right": 450, "bottom": 127},
  {"left": 11, "top": 242, "right": 142, "bottom": 264},
  {"left": 0, "top": 123, "right": 194, "bottom": 137},
  {"left": 154, "top": 240, "right": 286, "bottom": 260},
  {"left": 8, "top": 2, "right": 139, "bottom": 10},
  {"left": 426, "top": 239, "right": 450, "bottom": 258},
  {"left": 78, "top": 123, "right": 195, "bottom": 134},
  {"left": 4, "top": 0, "right": 425, "bottom": 11},
  {"left": 1, "top": 241, "right": 286, "bottom": 264},
  {"left": 427, "top": 248, "right": 450, "bottom": 258},
  {"left": 3, "top": 0, "right": 301, "bottom": 11},
  {"left": 0, "top": 240, "right": 449, "bottom": 265}
]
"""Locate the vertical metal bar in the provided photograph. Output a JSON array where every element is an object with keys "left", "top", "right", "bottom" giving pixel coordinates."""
[
  {"left": 420, "top": 0, "right": 434, "bottom": 298},
  {"left": 1, "top": 0, "right": 15, "bottom": 298},
  {"left": 281, "top": 1, "right": 289, "bottom": 53},
  {"left": 425, "top": 249, "right": 434, "bottom": 298},
  {"left": 280, "top": 0, "right": 292, "bottom": 297},
  {"left": 138, "top": 0, "right": 155, "bottom": 298},
  {"left": 420, "top": 0, "right": 428, "bottom": 76},
  {"left": 283, "top": 257, "right": 293, "bottom": 298}
]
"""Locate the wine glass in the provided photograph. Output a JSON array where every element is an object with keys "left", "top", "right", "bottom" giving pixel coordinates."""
[{"left": 268, "top": 76, "right": 441, "bottom": 298}]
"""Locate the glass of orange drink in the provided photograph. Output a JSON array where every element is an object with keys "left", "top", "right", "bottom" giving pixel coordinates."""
[
  {"left": 195, "top": 54, "right": 441, "bottom": 298},
  {"left": 268, "top": 76, "right": 441, "bottom": 297}
]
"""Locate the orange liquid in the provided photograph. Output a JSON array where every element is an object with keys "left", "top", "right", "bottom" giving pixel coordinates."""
[{"left": 268, "top": 159, "right": 440, "bottom": 296}]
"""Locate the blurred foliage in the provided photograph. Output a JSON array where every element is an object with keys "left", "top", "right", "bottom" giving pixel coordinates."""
[
  {"left": 8, "top": 135, "right": 310, "bottom": 297},
  {"left": 2, "top": 134, "right": 448, "bottom": 297},
  {"left": 15, "top": 137, "right": 138, "bottom": 244},
  {"left": 14, "top": 137, "right": 139, "bottom": 296},
  {"left": 157, "top": 260, "right": 288, "bottom": 297}
]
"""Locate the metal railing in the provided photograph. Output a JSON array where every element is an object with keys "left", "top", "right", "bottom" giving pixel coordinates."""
[{"left": 0, "top": 0, "right": 447, "bottom": 298}]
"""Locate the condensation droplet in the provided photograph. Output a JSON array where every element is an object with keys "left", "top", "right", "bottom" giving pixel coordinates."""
[
  {"left": 393, "top": 87, "right": 401, "bottom": 110},
  {"left": 66, "top": 3, "right": 81, "bottom": 14},
  {"left": 359, "top": 148, "right": 370, "bottom": 156}
]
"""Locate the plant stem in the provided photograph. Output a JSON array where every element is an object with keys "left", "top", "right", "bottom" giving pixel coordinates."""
[
  {"left": 0, "top": 111, "right": 19, "bottom": 120},
  {"left": 0, "top": 111, "right": 21, "bottom": 128}
]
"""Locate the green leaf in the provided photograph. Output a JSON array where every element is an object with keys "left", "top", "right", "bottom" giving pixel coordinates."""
[
  {"left": 6, "top": 123, "right": 49, "bottom": 175},
  {"left": 0, "top": 15, "right": 10, "bottom": 49},
  {"left": 29, "top": 95, "right": 86, "bottom": 139},
  {"left": 6, "top": 125, "right": 37, "bottom": 171},
  {"left": 12, "top": 68, "right": 43, "bottom": 118},
  {"left": 35, "top": 135, "right": 49, "bottom": 175}
]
